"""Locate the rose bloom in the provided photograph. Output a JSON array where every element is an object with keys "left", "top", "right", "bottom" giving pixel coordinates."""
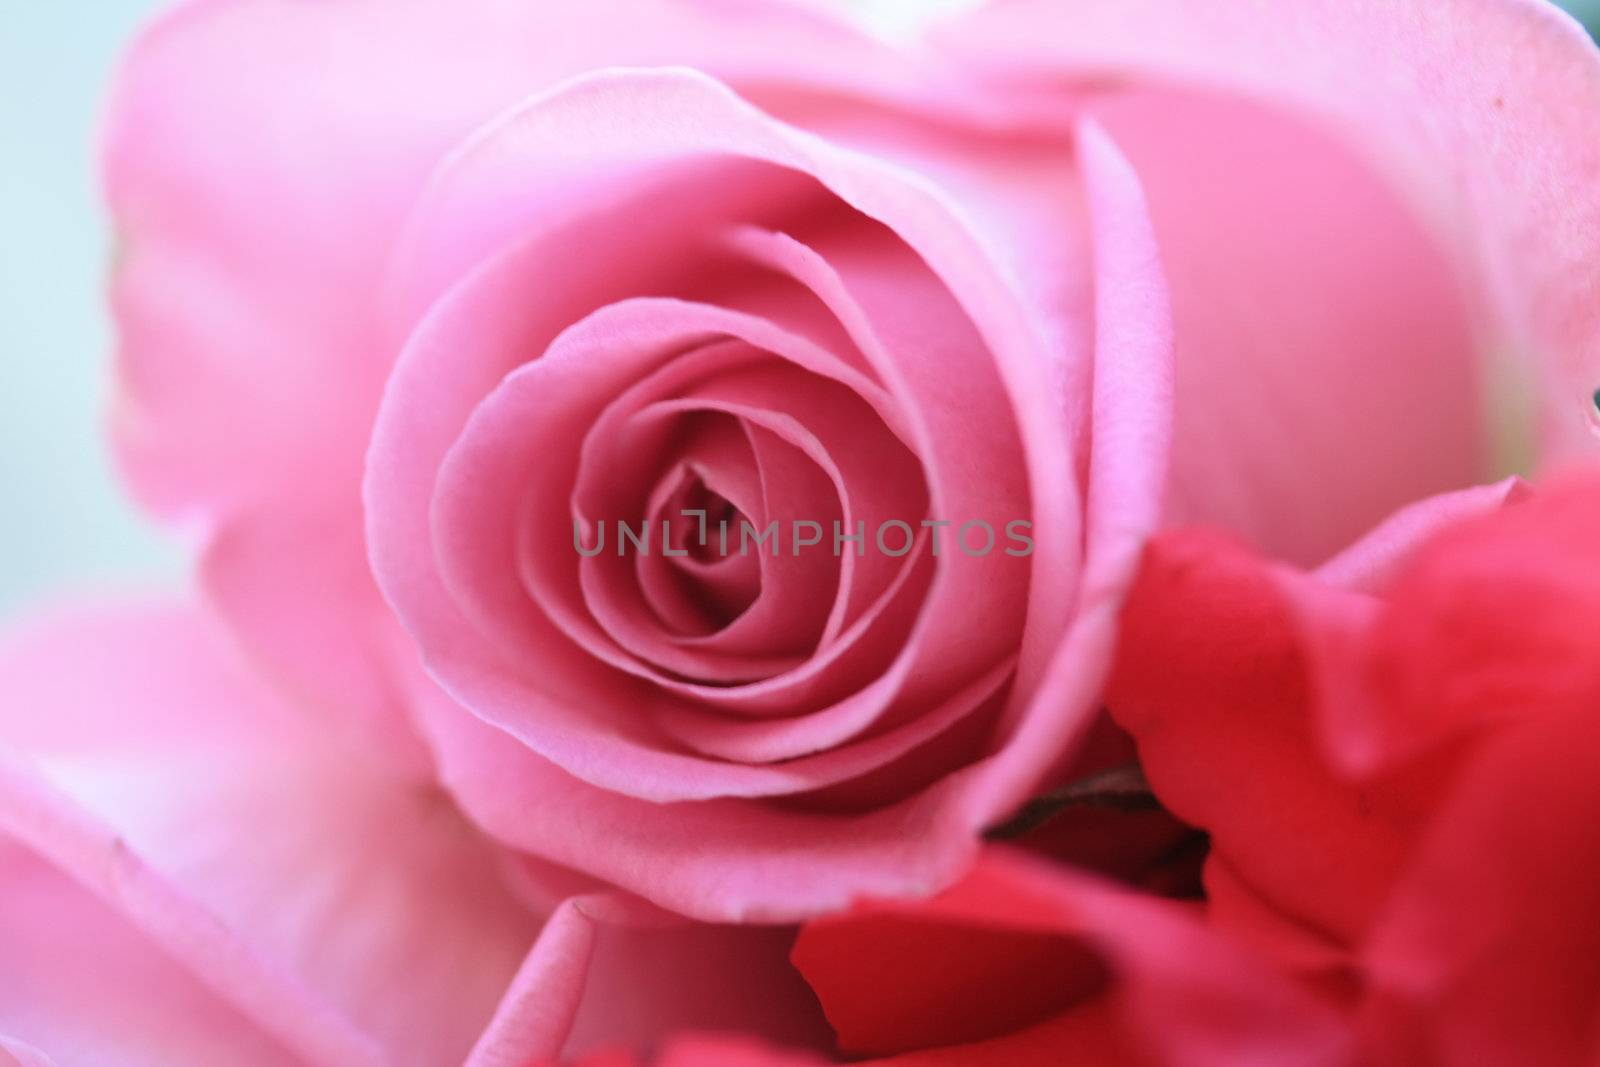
[
  {"left": 105, "top": 0, "right": 1177, "bottom": 922},
  {"left": 2, "top": 0, "right": 1599, "bottom": 1063},
  {"left": 100, "top": 0, "right": 1600, "bottom": 922}
]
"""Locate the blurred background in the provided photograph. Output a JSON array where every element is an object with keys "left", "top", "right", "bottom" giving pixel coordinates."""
[{"left": 2, "top": 0, "right": 1598, "bottom": 614}]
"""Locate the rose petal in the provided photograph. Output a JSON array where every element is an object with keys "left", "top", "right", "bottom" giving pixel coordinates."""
[
  {"left": 936, "top": 0, "right": 1600, "bottom": 468},
  {"left": 0, "top": 1037, "right": 55, "bottom": 1067},
  {"left": 1360, "top": 711, "right": 1600, "bottom": 1066},
  {"left": 1106, "top": 529, "right": 1446, "bottom": 950},
  {"left": 795, "top": 850, "right": 1351, "bottom": 1067},
  {"left": 0, "top": 597, "right": 540, "bottom": 1066},
  {"left": 961, "top": 119, "right": 1173, "bottom": 820},
  {"left": 403, "top": 659, "right": 981, "bottom": 921},
  {"left": 1311, "top": 478, "right": 1528, "bottom": 593},
  {"left": 0, "top": 753, "right": 366, "bottom": 1067},
  {"left": 468, "top": 894, "right": 828, "bottom": 1065},
  {"left": 1089, "top": 88, "right": 1483, "bottom": 564}
]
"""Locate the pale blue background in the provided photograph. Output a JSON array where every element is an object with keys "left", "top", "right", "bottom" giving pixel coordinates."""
[
  {"left": 2, "top": 0, "right": 1598, "bottom": 614},
  {"left": 1, "top": 1, "right": 185, "bottom": 614}
]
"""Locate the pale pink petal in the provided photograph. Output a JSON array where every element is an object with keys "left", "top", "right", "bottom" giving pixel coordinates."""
[
  {"left": 1090, "top": 89, "right": 1483, "bottom": 564},
  {"left": 936, "top": 0, "right": 1600, "bottom": 473},
  {"left": 0, "top": 598, "right": 541, "bottom": 1066},
  {"left": 0, "top": 754, "right": 367, "bottom": 1066},
  {"left": 0, "top": 1037, "right": 55, "bottom": 1067},
  {"left": 468, "top": 894, "right": 828, "bottom": 1066},
  {"left": 107, "top": 0, "right": 920, "bottom": 519},
  {"left": 1312, "top": 477, "right": 1528, "bottom": 592},
  {"left": 962, "top": 120, "right": 1173, "bottom": 821},
  {"left": 403, "top": 660, "right": 981, "bottom": 922},
  {"left": 796, "top": 850, "right": 1352, "bottom": 1067},
  {"left": 199, "top": 505, "right": 434, "bottom": 779}
]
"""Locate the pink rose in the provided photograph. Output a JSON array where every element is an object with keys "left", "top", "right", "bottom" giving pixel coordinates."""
[
  {"left": 105, "top": 0, "right": 1600, "bottom": 926},
  {"left": 108, "top": 0, "right": 1173, "bottom": 923}
]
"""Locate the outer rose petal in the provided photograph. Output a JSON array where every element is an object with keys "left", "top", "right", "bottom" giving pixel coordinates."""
[
  {"left": 935, "top": 0, "right": 1600, "bottom": 468},
  {"left": 1109, "top": 471, "right": 1600, "bottom": 1058},
  {"left": 1360, "top": 711, "right": 1600, "bottom": 1067},
  {"left": 534, "top": 1036, "right": 829, "bottom": 1067},
  {"left": 0, "top": 1038, "right": 55, "bottom": 1067},
  {"left": 0, "top": 597, "right": 542, "bottom": 1067},
  {"left": 1089, "top": 88, "right": 1483, "bottom": 565},
  {"left": 1312, "top": 479, "right": 1528, "bottom": 594},
  {"left": 1366, "top": 471, "right": 1600, "bottom": 742},
  {"left": 105, "top": 0, "right": 918, "bottom": 516},
  {"left": 0, "top": 765, "right": 318, "bottom": 1066},
  {"left": 466, "top": 893, "right": 829, "bottom": 1066},
  {"left": 103, "top": 0, "right": 925, "bottom": 761},
  {"left": 793, "top": 850, "right": 1351, "bottom": 1067},
  {"left": 1105, "top": 481, "right": 1529, "bottom": 953},
  {"left": 1350, "top": 475, "right": 1600, "bottom": 1062}
]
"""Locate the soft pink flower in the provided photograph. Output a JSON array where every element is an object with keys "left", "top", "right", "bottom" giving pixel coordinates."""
[{"left": 105, "top": 0, "right": 1600, "bottom": 924}]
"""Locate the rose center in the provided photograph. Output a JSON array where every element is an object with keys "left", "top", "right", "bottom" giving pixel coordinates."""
[
  {"left": 651, "top": 468, "right": 760, "bottom": 630},
  {"left": 672, "top": 477, "right": 744, "bottom": 564}
]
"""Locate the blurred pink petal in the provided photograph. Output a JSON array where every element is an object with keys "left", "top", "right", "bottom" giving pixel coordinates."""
[
  {"left": 937, "top": 0, "right": 1600, "bottom": 474},
  {"left": 0, "top": 597, "right": 541, "bottom": 1066},
  {"left": 468, "top": 894, "right": 828, "bottom": 1065}
]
